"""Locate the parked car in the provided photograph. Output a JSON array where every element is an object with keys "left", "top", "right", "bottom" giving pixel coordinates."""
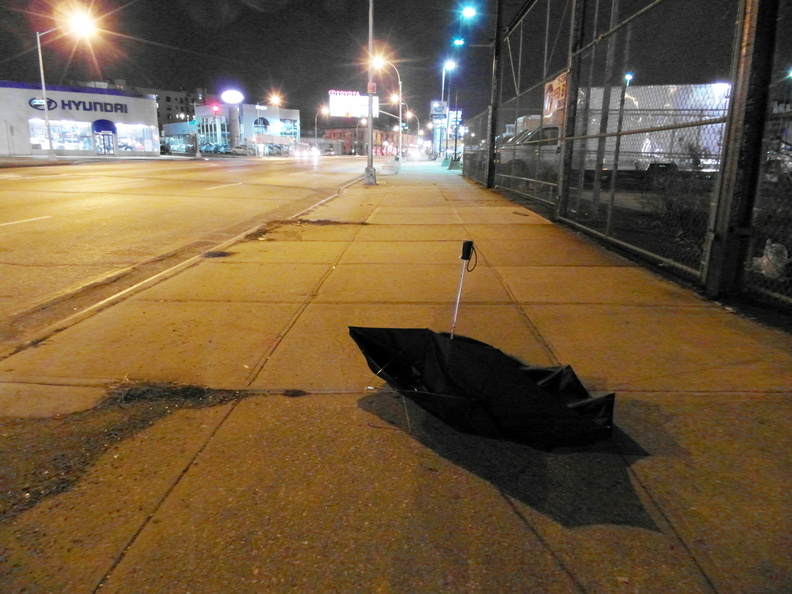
[{"left": 232, "top": 145, "right": 253, "bottom": 155}]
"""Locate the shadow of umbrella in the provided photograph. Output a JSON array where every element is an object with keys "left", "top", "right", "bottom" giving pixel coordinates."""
[{"left": 359, "top": 389, "right": 657, "bottom": 530}]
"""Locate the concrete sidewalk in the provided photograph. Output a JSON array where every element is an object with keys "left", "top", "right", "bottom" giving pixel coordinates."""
[{"left": 1, "top": 160, "right": 790, "bottom": 592}]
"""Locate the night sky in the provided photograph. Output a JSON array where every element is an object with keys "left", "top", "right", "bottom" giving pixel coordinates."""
[
  {"left": 1, "top": 0, "right": 769, "bottom": 129},
  {"left": 0, "top": 0, "right": 522, "bottom": 126}
]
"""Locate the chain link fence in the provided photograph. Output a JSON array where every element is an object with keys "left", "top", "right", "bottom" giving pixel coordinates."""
[
  {"left": 463, "top": 0, "right": 792, "bottom": 313},
  {"left": 745, "top": 1, "right": 792, "bottom": 308}
]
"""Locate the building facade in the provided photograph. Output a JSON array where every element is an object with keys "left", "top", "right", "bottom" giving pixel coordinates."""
[
  {"left": 322, "top": 124, "right": 422, "bottom": 156},
  {"left": 78, "top": 80, "right": 206, "bottom": 134},
  {"left": 163, "top": 102, "right": 301, "bottom": 156},
  {"left": 0, "top": 80, "right": 159, "bottom": 157}
]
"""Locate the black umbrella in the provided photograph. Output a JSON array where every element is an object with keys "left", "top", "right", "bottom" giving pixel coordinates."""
[{"left": 349, "top": 326, "right": 614, "bottom": 448}]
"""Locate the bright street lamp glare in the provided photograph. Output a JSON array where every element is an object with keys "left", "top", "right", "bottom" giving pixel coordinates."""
[
  {"left": 462, "top": 7, "right": 477, "bottom": 18},
  {"left": 67, "top": 12, "right": 96, "bottom": 37},
  {"left": 221, "top": 89, "right": 244, "bottom": 104},
  {"left": 371, "top": 56, "right": 386, "bottom": 69},
  {"left": 453, "top": 38, "right": 464, "bottom": 47},
  {"left": 444, "top": 60, "right": 456, "bottom": 71},
  {"left": 269, "top": 93, "right": 282, "bottom": 106}
]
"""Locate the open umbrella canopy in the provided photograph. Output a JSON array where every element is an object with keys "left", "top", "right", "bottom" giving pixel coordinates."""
[{"left": 349, "top": 327, "right": 614, "bottom": 448}]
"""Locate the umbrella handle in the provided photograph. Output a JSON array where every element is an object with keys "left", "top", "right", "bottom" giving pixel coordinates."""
[{"left": 450, "top": 241, "right": 474, "bottom": 339}]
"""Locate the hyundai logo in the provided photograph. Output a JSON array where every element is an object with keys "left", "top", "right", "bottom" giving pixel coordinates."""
[{"left": 29, "top": 98, "right": 58, "bottom": 111}]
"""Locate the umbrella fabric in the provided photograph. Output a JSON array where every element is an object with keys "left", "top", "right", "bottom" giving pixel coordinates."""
[{"left": 349, "top": 326, "right": 614, "bottom": 447}]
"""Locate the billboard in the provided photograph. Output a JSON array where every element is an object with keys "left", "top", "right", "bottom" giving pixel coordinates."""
[
  {"left": 543, "top": 71, "right": 568, "bottom": 126},
  {"left": 328, "top": 90, "right": 379, "bottom": 118}
]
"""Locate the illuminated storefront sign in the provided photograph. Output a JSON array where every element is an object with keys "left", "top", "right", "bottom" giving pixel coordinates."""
[
  {"left": 28, "top": 98, "right": 129, "bottom": 113},
  {"left": 0, "top": 81, "right": 158, "bottom": 157},
  {"left": 328, "top": 90, "right": 379, "bottom": 118}
]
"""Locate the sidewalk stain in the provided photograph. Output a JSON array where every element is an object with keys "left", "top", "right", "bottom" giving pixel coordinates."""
[{"left": 0, "top": 382, "right": 249, "bottom": 524}]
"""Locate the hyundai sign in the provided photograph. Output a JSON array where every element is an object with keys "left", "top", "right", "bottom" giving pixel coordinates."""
[{"left": 29, "top": 98, "right": 57, "bottom": 111}]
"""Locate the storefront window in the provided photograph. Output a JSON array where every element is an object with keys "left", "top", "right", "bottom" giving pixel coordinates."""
[
  {"left": 254, "top": 117, "right": 270, "bottom": 134},
  {"left": 281, "top": 119, "right": 298, "bottom": 137},
  {"left": 197, "top": 116, "right": 227, "bottom": 145},
  {"left": 29, "top": 119, "right": 92, "bottom": 151},
  {"left": 29, "top": 119, "right": 158, "bottom": 153},
  {"left": 116, "top": 123, "right": 159, "bottom": 152}
]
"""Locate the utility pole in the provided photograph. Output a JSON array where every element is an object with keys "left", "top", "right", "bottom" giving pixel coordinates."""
[{"left": 364, "top": 0, "right": 377, "bottom": 185}]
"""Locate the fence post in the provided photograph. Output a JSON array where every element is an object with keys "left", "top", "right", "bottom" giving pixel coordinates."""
[
  {"left": 703, "top": 0, "right": 779, "bottom": 297},
  {"left": 486, "top": 0, "right": 506, "bottom": 189},
  {"left": 556, "top": 0, "right": 586, "bottom": 218}
]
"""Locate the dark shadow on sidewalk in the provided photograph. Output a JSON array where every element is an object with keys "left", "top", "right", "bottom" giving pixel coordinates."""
[{"left": 359, "top": 389, "right": 658, "bottom": 530}]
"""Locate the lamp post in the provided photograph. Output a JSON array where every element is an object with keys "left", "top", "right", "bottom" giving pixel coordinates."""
[
  {"left": 355, "top": 118, "right": 367, "bottom": 155},
  {"left": 314, "top": 105, "right": 329, "bottom": 149},
  {"left": 440, "top": 60, "right": 456, "bottom": 108},
  {"left": 221, "top": 89, "right": 244, "bottom": 149},
  {"left": 439, "top": 60, "right": 456, "bottom": 158},
  {"left": 373, "top": 56, "right": 403, "bottom": 171},
  {"left": 363, "top": 0, "right": 377, "bottom": 184},
  {"left": 405, "top": 110, "right": 420, "bottom": 157},
  {"left": 406, "top": 110, "right": 420, "bottom": 133},
  {"left": 36, "top": 12, "right": 96, "bottom": 160}
]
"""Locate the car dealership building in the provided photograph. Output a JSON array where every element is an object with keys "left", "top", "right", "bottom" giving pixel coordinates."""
[{"left": 0, "top": 80, "right": 159, "bottom": 158}]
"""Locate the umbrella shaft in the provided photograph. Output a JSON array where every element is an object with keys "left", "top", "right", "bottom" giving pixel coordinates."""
[{"left": 451, "top": 260, "right": 468, "bottom": 338}]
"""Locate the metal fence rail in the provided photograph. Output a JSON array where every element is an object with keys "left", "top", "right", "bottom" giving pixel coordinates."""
[{"left": 463, "top": 0, "right": 791, "bottom": 312}]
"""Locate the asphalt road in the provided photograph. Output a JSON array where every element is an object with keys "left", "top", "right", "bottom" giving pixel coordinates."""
[{"left": 0, "top": 155, "right": 363, "bottom": 348}]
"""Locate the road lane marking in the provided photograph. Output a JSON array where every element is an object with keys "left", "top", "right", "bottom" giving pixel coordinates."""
[
  {"left": 204, "top": 182, "right": 243, "bottom": 190},
  {"left": 0, "top": 216, "right": 52, "bottom": 227}
]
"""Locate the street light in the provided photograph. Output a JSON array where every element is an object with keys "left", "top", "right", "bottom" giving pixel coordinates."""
[
  {"left": 405, "top": 110, "right": 420, "bottom": 133},
  {"left": 314, "top": 105, "right": 329, "bottom": 148},
  {"left": 36, "top": 10, "right": 97, "bottom": 159},
  {"left": 269, "top": 93, "right": 283, "bottom": 107},
  {"left": 439, "top": 60, "right": 456, "bottom": 157},
  {"left": 372, "top": 55, "right": 403, "bottom": 172},
  {"left": 221, "top": 89, "right": 244, "bottom": 149},
  {"left": 441, "top": 60, "right": 456, "bottom": 104},
  {"left": 364, "top": 0, "right": 376, "bottom": 185},
  {"left": 355, "top": 118, "right": 367, "bottom": 155}
]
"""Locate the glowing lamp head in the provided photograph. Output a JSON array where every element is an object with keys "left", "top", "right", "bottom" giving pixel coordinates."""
[
  {"left": 221, "top": 89, "right": 244, "bottom": 104},
  {"left": 66, "top": 11, "right": 97, "bottom": 37}
]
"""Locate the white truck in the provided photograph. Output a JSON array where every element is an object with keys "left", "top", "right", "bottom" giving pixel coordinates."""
[{"left": 496, "top": 83, "right": 731, "bottom": 186}]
